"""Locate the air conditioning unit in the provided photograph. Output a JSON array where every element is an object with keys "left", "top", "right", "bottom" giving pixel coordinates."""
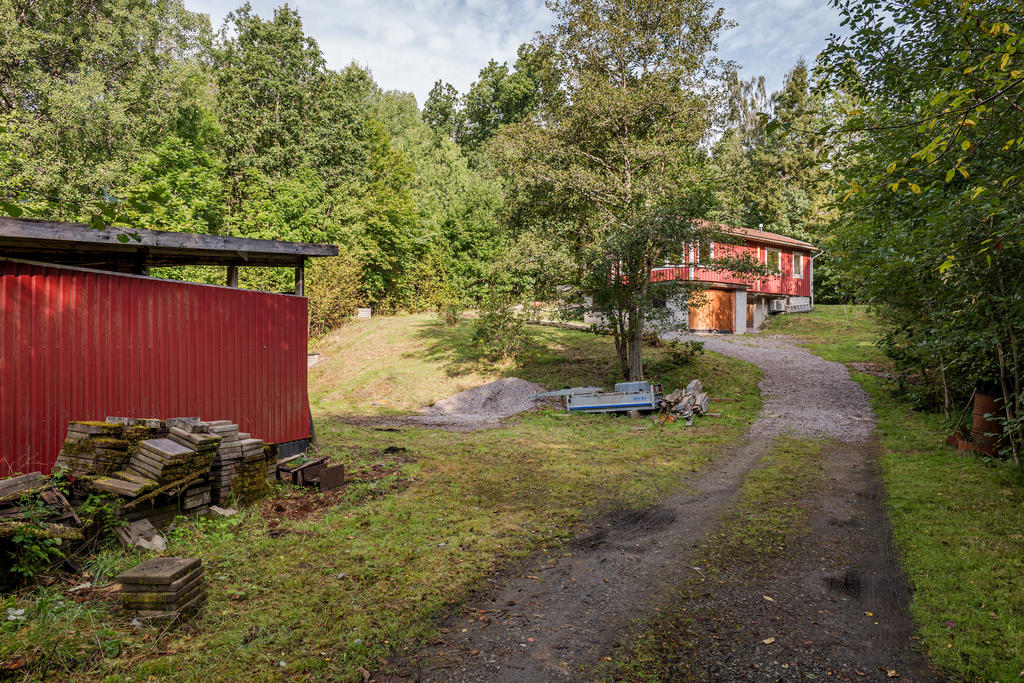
[{"left": 769, "top": 299, "right": 786, "bottom": 313}]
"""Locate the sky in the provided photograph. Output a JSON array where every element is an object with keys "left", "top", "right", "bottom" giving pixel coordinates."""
[{"left": 184, "top": 0, "right": 845, "bottom": 106}]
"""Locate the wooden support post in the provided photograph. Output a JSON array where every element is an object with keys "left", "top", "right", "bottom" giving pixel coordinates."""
[
  {"left": 294, "top": 261, "right": 305, "bottom": 296},
  {"left": 226, "top": 265, "right": 239, "bottom": 288},
  {"left": 132, "top": 247, "right": 150, "bottom": 276}
]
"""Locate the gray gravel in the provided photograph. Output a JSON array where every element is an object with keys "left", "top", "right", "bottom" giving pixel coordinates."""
[
  {"left": 418, "top": 377, "right": 548, "bottom": 419},
  {"left": 668, "top": 331, "right": 876, "bottom": 442},
  {"left": 344, "top": 377, "right": 551, "bottom": 431}
]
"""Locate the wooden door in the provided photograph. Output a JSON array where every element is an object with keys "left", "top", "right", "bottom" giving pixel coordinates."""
[{"left": 689, "top": 289, "right": 734, "bottom": 333}]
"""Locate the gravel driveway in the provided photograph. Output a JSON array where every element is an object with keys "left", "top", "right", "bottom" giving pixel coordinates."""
[{"left": 669, "top": 332, "right": 877, "bottom": 441}]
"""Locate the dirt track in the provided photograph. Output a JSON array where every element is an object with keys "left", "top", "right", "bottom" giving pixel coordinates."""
[{"left": 377, "top": 335, "right": 935, "bottom": 682}]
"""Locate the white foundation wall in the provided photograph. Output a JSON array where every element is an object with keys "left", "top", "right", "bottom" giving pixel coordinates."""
[
  {"left": 749, "top": 295, "right": 770, "bottom": 331},
  {"left": 733, "top": 290, "right": 747, "bottom": 335}
]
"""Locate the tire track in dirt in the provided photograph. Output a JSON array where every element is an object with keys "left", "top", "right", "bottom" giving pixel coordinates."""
[{"left": 376, "top": 334, "right": 929, "bottom": 682}]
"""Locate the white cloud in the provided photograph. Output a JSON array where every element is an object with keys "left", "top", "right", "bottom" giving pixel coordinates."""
[{"left": 183, "top": 0, "right": 844, "bottom": 105}]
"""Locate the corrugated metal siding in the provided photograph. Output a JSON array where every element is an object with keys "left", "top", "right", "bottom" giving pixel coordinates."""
[{"left": 0, "top": 260, "right": 309, "bottom": 476}]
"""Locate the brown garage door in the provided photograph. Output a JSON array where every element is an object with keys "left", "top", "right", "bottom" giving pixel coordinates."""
[{"left": 689, "top": 289, "right": 734, "bottom": 333}]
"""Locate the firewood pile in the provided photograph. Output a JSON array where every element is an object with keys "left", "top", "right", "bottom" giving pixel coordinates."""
[{"left": 657, "top": 379, "right": 711, "bottom": 426}]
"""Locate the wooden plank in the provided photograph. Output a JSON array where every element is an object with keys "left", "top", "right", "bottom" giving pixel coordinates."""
[{"left": 0, "top": 472, "right": 43, "bottom": 498}]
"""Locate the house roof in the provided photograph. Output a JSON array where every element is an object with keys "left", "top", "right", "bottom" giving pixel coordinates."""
[
  {"left": 715, "top": 223, "right": 817, "bottom": 251},
  {"left": 0, "top": 216, "right": 338, "bottom": 270}
]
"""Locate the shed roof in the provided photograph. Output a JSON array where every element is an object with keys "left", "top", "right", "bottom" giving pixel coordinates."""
[{"left": 0, "top": 216, "right": 338, "bottom": 270}]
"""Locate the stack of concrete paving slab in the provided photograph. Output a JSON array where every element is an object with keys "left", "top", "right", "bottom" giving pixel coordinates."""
[
  {"left": 232, "top": 436, "right": 269, "bottom": 505},
  {"left": 207, "top": 420, "right": 242, "bottom": 504},
  {"left": 54, "top": 419, "right": 166, "bottom": 477},
  {"left": 117, "top": 557, "right": 206, "bottom": 622},
  {"left": 90, "top": 418, "right": 217, "bottom": 510},
  {"left": 263, "top": 442, "right": 280, "bottom": 482}
]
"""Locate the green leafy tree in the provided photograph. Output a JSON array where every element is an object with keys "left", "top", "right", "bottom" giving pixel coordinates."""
[
  {"left": 820, "top": 0, "right": 1024, "bottom": 462},
  {"left": 422, "top": 80, "right": 463, "bottom": 142},
  {"left": 0, "top": 0, "right": 211, "bottom": 224},
  {"left": 494, "top": 0, "right": 735, "bottom": 380}
]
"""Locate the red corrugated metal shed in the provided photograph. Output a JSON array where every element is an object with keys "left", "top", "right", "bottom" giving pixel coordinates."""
[{"left": 0, "top": 260, "right": 310, "bottom": 476}]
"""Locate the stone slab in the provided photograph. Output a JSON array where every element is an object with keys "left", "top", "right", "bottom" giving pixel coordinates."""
[
  {"left": 120, "top": 571, "right": 204, "bottom": 602},
  {"left": 168, "top": 427, "right": 220, "bottom": 446},
  {"left": 165, "top": 417, "right": 208, "bottom": 433},
  {"left": 92, "top": 476, "right": 148, "bottom": 497},
  {"left": 117, "top": 557, "right": 201, "bottom": 586},
  {"left": 140, "top": 438, "right": 192, "bottom": 459}
]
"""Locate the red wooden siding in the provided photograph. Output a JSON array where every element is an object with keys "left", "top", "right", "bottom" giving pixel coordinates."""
[
  {"left": 651, "top": 238, "right": 812, "bottom": 297},
  {"left": 0, "top": 261, "right": 309, "bottom": 476}
]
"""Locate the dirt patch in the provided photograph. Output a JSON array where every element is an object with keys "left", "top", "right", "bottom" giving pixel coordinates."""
[
  {"left": 373, "top": 335, "right": 929, "bottom": 682},
  {"left": 262, "top": 449, "right": 415, "bottom": 533},
  {"left": 338, "top": 377, "right": 552, "bottom": 432}
]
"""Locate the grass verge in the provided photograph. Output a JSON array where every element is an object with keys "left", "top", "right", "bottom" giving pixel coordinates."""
[
  {"left": 3, "top": 316, "right": 761, "bottom": 681},
  {"left": 765, "top": 306, "right": 1024, "bottom": 680}
]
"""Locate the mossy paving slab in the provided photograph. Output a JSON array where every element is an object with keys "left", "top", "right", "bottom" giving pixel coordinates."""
[{"left": 117, "top": 557, "right": 201, "bottom": 586}]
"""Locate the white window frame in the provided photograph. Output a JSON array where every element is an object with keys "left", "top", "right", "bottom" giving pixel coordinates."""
[
  {"left": 765, "top": 249, "right": 781, "bottom": 275},
  {"left": 689, "top": 241, "right": 714, "bottom": 268},
  {"left": 698, "top": 242, "right": 714, "bottom": 267},
  {"left": 793, "top": 253, "right": 804, "bottom": 278}
]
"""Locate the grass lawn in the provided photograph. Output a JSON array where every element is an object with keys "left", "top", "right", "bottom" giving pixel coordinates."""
[
  {"left": 3, "top": 315, "right": 761, "bottom": 681},
  {"left": 762, "top": 303, "right": 885, "bottom": 363},
  {"left": 765, "top": 305, "right": 1024, "bottom": 680}
]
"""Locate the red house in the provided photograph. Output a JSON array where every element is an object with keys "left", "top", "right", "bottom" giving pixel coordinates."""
[{"left": 583, "top": 222, "right": 816, "bottom": 335}]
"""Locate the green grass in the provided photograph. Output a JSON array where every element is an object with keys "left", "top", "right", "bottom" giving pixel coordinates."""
[
  {"left": 763, "top": 303, "right": 885, "bottom": 363},
  {"left": 309, "top": 313, "right": 734, "bottom": 415},
  {"left": 765, "top": 305, "right": 1024, "bottom": 680},
  {"left": 5, "top": 316, "right": 762, "bottom": 681},
  {"left": 614, "top": 437, "right": 827, "bottom": 682}
]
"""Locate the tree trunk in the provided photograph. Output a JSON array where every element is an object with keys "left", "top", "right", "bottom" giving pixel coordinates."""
[
  {"left": 995, "top": 335, "right": 1020, "bottom": 467},
  {"left": 628, "top": 305, "right": 645, "bottom": 381},
  {"left": 612, "top": 311, "right": 629, "bottom": 379}
]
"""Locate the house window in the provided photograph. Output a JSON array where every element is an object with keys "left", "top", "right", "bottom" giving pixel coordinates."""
[
  {"left": 698, "top": 242, "right": 714, "bottom": 266},
  {"left": 793, "top": 253, "right": 804, "bottom": 278},
  {"left": 652, "top": 295, "right": 667, "bottom": 309},
  {"left": 690, "top": 241, "right": 714, "bottom": 267},
  {"left": 766, "top": 249, "right": 781, "bottom": 274}
]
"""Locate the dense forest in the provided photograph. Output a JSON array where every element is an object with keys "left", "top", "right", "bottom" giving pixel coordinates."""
[{"left": 2, "top": 0, "right": 1022, "bottom": 456}]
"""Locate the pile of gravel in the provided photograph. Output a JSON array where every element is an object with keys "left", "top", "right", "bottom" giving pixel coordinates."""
[{"left": 417, "top": 377, "right": 549, "bottom": 421}]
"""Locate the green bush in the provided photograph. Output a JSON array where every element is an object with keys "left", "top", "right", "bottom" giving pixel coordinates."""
[
  {"left": 471, "top": 294, "right": 529, "bottom": 360},
  {"left": 306, "top": 254, "right": 363, "bottom": 339}
]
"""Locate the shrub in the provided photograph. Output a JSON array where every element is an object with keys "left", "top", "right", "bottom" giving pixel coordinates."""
[
  {"left": 471, "top": 294, "right": 529, "bottom": 360},
  {"left": 306, "top": 254, "right": 363, "bottom": 339}
]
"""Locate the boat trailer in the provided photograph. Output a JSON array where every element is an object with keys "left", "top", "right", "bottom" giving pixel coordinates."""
[{"left": 532, "top": 381, "right": 663, "bottom": 414}]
